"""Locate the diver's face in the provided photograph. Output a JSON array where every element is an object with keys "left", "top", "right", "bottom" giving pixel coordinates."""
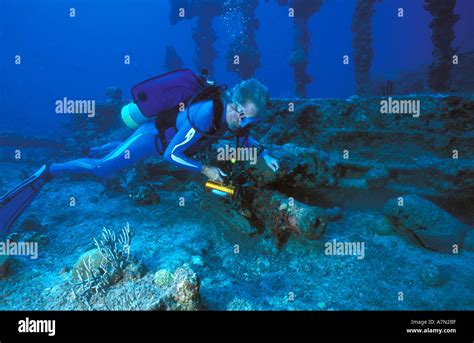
[{"left": 226, "top": 100, "right": 258, "bottom": 131}]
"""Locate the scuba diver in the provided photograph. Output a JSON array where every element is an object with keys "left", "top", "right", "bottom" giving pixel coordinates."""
[{"left": 0, "top": 69, "right": 279, "bottom": 234}]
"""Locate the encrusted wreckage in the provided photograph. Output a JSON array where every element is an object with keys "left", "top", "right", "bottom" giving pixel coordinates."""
[
  {"left": 209, "top": 94, "right": 474, "bottom": 247},
  {"left": 117, "top": 94, "right": 474, "bottom": 249}
]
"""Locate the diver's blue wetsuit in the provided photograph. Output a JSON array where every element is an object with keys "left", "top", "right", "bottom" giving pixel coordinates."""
[
  {"left": 49, "top": 98, "right": 268, "bottom": 178},
  {"left": 0, "top": 97, "right": 268, "bottom": 233}
]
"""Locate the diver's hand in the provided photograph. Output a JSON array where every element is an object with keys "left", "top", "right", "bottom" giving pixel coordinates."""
[
  {"left": 263, "top": 155, "right": 279, "bottom": 172},
  {"left": 201, "top": 165, "right": 227, "bottom": 182}
]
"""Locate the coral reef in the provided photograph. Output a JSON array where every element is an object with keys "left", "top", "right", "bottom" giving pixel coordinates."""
[
  {"left": 169, "top": 265, "right": 201, "bottom": 310},
  {"left": 154, "top": 269, "right": 174, "bottom": 288},
  {"left": 93, "top": 223, "right": 133, "bottom": 272},
  {"left": 71, "top": 223, "right": 146, "bottom": 310},
  {"left": 66, "top": 223, "right": 201, "bottom": 311},
  {"left": 79, "top": 264, "right": 201, "bottom": 311},
  {"left": 101, "top": 277, "right": 158, "bottom": 311},
  {"left": 72, "top": 249, "right": 108, "bottom": 282}
]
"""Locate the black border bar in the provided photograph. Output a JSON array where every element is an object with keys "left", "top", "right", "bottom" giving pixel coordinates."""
[{"left": 0, "top": 311, "right": 472, "bottom": 338}]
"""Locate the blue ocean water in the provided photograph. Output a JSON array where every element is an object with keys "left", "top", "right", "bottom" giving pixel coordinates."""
[{"left": 1, "top": 0, "right": 473, "bottom": 135}]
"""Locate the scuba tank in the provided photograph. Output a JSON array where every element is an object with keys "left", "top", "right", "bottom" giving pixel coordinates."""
[{"left": 121, "top": 69, "right": 207, "bottom": 129}]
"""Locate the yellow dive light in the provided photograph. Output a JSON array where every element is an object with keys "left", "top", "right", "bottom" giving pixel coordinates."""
[{"left": 205, "top": 180, "right": 235, "bottom": 198}]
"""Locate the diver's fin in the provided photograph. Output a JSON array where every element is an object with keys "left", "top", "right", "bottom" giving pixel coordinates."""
[{"left": 0, "top": 165, "right": 51, "bottom": 235}]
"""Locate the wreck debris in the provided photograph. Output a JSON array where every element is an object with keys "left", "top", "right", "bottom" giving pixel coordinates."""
[
  {"left": 131, "top": 94, "right": 474, "bottom": 250},
  {"left": 129, "top": 183, "right": 161, "bottom": 205},
  {"left": 424, "top": 0, "right": 459, "bottom": 92},
  {"left": 169, "top": 0, "right": 225, "bottom": 75},
  {"left": 381, "top": 80, "right": 394, "bottom": 96},
  {"left": 253, "top": 95, "right": 474, "bottom": 202},
  {"left": 383, "top": 194, "right": 468, "bottom": 252},
  {"left": 251, "top": 188, "right": 341, "bottom": 247},
  {"left": 352, "top": 0, "right": 382, "bottom": 96},
  {"left": 253, "top": 141, "right": 474, "bottom": 203},
  {"left": 0, "top": 255, "right": 12, "bottom": 280},
  {"left": 276, "top": 0, "right": 323, "bottom": 97}
]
